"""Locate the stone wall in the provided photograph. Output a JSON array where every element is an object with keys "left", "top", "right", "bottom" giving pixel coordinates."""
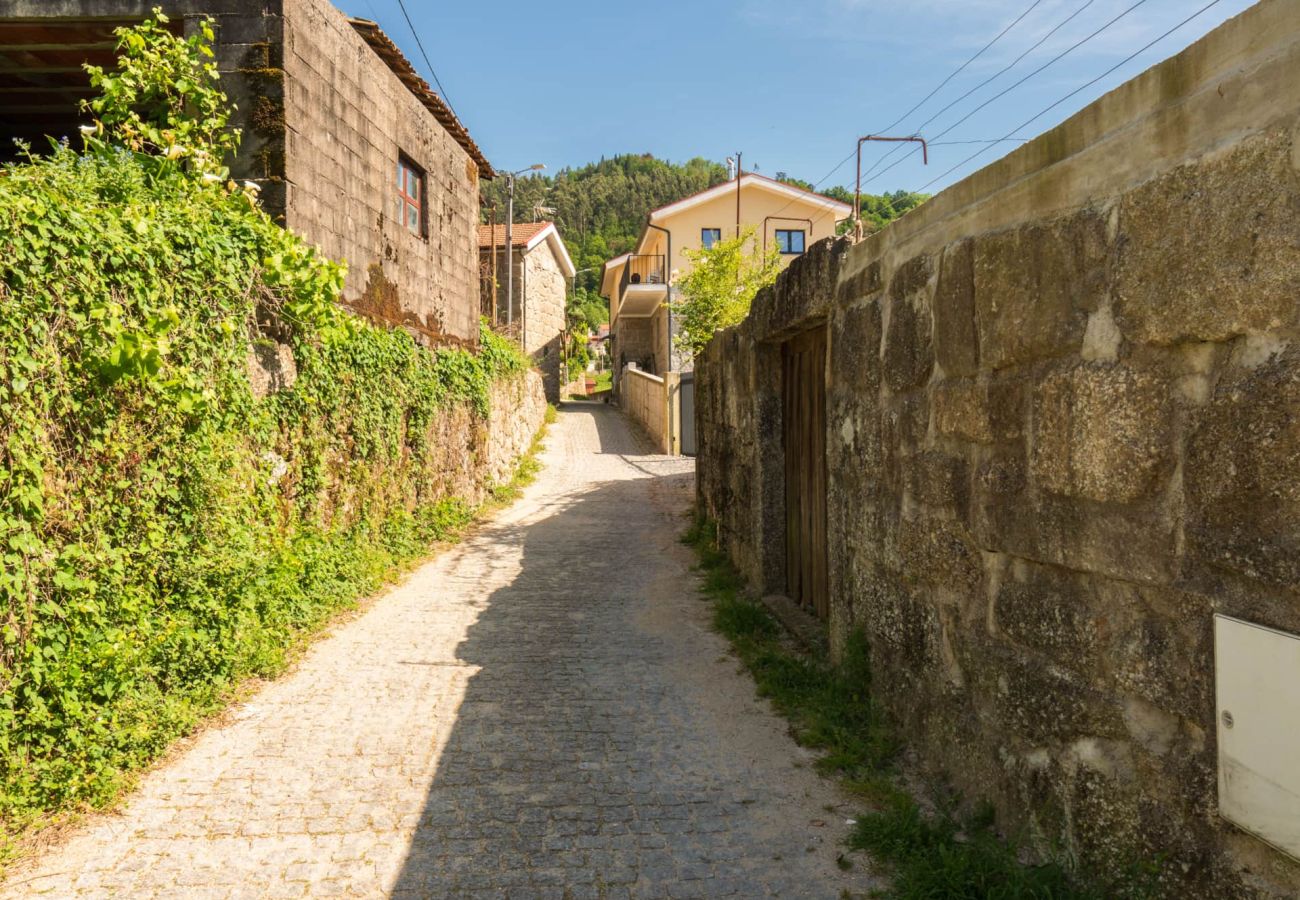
[
  {"left": 695, "top": 2, "right": 1300, "bottom": 895},
  {"left": 339, "top": 366, "right": 543, "bottom": 517},
  {"left": 621, "top": 367, "right": 671, "bottom": 454},
  {"left": 522, "top": 245, "right": 567, "bottom": 403},
  {"left": 4, "top": 0, "right": 484, "bottom": 347},
  {"left": 485, "top": 370, "right": 547, "bottom": 487},
  {"left": 281, "top": 0, "right": 480, "bottom": 347}
]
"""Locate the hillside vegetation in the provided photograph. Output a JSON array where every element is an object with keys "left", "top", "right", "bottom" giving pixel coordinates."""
[{"left": 480, "top": 155, "right": 930, "bottom": 303}]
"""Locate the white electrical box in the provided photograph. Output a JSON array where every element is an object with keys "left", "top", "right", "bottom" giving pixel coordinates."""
[{"left": 1215, "top": 614, "right": 1300, "bottom": 860}]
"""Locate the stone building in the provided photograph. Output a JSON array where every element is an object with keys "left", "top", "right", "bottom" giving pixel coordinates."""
[
  {"left": 600, "top": 174, "right": 851, "bottom": 380},
  {"left": 0, "top": 0, "right": 493, "bottom": 347},
  {"left": 478, "top": 222, "right": 574, "bottom": 402}
]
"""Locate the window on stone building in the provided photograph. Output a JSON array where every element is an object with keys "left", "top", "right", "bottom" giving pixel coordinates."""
[
  {"left": 701, "top": 228, "right": 721, "bottom": 250},
  {"left": 396, "top": 156, "right": 425, "bottom": 238},
  {"left": 775, "top": 229, "right": 806, "bottom": 255}
]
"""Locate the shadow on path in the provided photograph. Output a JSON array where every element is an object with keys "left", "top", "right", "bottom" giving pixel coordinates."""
[{"left": 388, "top": 407, "right": 852, "bottom": 898}]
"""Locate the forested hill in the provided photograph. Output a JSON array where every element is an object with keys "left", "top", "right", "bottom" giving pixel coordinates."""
[
  {"left": 479, "top": 154, "right": 729, "bottom": 293},
  {"left": 478, "top": 153, "right": 929, "bottom": 303}
]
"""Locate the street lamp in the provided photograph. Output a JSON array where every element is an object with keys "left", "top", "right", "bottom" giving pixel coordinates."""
[{"left": 505, "top": 164, "right": 546, "bottom": 339}]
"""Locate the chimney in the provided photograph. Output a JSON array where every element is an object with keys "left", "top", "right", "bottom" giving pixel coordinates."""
[{"left": 726, "top": 157, "right": 736, "bottom": 181}]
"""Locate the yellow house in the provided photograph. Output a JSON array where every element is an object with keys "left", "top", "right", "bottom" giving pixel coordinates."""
[{"left": 600, "top": 173, "right": 852, "bottom": 379}]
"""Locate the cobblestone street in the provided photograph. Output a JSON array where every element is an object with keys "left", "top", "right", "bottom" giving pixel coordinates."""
[{"left": 5, "top": 403, "right": 872, "bottom": 899}]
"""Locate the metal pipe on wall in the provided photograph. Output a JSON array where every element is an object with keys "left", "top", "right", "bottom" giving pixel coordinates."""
[
  {"left": 734, "top": 151, "right": 742, "bottom": 237},
  {"left": 487, "top": 200, "right": 498, "bottom": 326},
  {"left": 854, "top": 135, "right": 927, "bottom": 240}
]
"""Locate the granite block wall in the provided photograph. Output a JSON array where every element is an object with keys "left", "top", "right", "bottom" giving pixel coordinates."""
[{"left": 696, "top": 3, "right": 1300, "bottom": 894}]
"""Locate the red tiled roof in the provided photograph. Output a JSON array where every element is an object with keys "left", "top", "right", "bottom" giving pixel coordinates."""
[
  {"left": 477, "top": 222, "right": 552, "bottom": 249},
  {"left": 348, "top": 19, "right": 494, "bottom": 178}
]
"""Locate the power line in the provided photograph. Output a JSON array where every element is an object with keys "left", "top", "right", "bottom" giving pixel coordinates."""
[
  {"left": 931, "top": 0, "right": 1152, "bottom": 143},
  {"left": 875, "top": 0, "right": 1050, "bottom": 136},
  {"left": 914, "top": 0, "right": 1100, "bottom": 137},
  {"left": 393, "top": 0, "right": 460, "bottom": 121},
  {"left": 764, "top": 0, "right": 1048, "bottom": 222},
  {"left": 930, "top": 138, "right": 1031, "bottom": 146},
  {"left": 861, "top": 0, "right": 1155, "bottom": 189},
  {"left": 916, "top": 0, "right": 1228, "bottom": 193},
  {"left": 860, "top": 0, "right": 1101, "bottom": 184}
]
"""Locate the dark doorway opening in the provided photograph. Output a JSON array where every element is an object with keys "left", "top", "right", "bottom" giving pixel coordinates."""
[
  {"left": 781, "top": 325, "right": 829, "bottom": 619},
  {"left": 0, "top": 17, "right": 162, "bottom": 162}
]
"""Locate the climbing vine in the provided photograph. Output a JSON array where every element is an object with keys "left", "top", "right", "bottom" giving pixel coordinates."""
[{"left": 0, "top": 12, "right": 528, "bottom": 841}]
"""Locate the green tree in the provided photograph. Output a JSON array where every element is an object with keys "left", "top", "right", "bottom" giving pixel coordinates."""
[
  {"left": 84, "top": 9, "right": 238, "bottom": 166},
  {"left": 565, "top": 287, "right": 607, "bottom": 334},
  {"left": 673, "top": 228, "right": 782, "bottom": 359},
  {"left": 777, "top": 180, "right": 930, "bottom": 236}
]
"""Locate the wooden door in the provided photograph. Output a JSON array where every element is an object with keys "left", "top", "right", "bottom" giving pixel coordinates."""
[{"left": 782, "top": 326, "right": 829, "bottom": 618}]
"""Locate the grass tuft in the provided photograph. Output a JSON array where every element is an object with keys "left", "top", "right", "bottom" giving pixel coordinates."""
[
  {"left": 683, "top": 514, "right": 1157, "bottom": 900},
  {"left": 488, "top": 405, "right": 554, "bottom": 505}
]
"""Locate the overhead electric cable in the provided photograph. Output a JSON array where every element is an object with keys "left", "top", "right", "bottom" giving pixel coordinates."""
[
  {"left": 915, "top": 0, "right": 1228, "bottom": 193},
  {"left": 860, "top": 0, "right": 1100, "bottom": 184},
  {"left": 764, "top": 0, "right": 1048, "bottom": 222},
  {"left": 875, "top": 0, "right": 1050, "bottom": 136},
  {"left": 861, "top": 0, "right": 1155, "bottom": 188},
  {"left": 394, "top": 0, "right": 461, "bottom": 121},
  {"left": 930, "top": 138, "right": 1031, "bottom": 146}
]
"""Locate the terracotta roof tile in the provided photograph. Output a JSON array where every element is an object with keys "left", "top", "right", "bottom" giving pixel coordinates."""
[
  {"left": 348, "top": 19, "right": 493, "bottom": 178},
  {"left": 477, "top": 222, "right": 551, "bottom": 249}
]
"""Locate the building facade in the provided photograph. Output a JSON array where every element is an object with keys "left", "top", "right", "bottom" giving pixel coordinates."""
[
  {"left": 0, "top": 0, "right": 493, "bottom": 346},
  {"left": 600, "top": 174, "right": 851, "bottom": 379},
  {"left": 478, "top": 222, "right": 575, "bottom": 402}
]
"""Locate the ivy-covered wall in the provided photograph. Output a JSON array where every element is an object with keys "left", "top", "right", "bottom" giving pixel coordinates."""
[{"left": 0, "top": 15, "right": 543, "bottom": 844}]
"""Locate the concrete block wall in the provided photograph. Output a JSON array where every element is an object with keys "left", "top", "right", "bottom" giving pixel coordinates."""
[
  {"left": 695, "top": 2, "right": 1300, "bottom": 895},
  {"left": 612, "top": 312, "right": 662, "bottom": 377},
  {"left": 281, "top": 0, "right": 480, "bottom": 346},
  {"left": 9, "top": 0, "right": 484, "bottom": 346}
]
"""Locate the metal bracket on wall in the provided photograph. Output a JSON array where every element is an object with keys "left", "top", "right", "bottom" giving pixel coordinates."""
[{"left": 854, "top": 134, "right": 928, "bottom": 242}]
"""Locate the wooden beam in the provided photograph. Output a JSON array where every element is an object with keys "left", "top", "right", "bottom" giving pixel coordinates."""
[
  {"left": 0, "top": 43, "right": 116, "bottom": 52},
  {"left": 0, "top": 85, "right": 95, "bottom": 94},
  {"left": 0, "top": 67, "right": 95, "bottom": 76}
]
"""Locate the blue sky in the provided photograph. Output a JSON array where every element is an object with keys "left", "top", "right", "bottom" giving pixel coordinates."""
[{"left": 336, "top": 0, "right": 1257, "bottom": 196}]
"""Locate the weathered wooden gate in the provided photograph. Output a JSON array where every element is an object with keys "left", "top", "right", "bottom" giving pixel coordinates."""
[{"left": 782, "top": 326, "right": 829, "bottom": 618}]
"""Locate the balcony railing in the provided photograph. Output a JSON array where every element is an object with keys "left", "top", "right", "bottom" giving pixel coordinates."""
[{"left": 618, "top": 254, "right": 666, "bottom": 296}]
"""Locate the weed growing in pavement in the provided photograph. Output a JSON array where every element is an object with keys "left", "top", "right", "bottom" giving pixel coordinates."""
[{"left": 682, "top": 516, "right": 1159, "bottom": 899}]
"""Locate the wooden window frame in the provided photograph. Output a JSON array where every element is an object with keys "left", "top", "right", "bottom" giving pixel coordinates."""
[
  {"left": 396, "top": 155, "right": 426, "bottom": 239},
  {"left": 775, "top": 228, "right": 806, "bottom": 255}
]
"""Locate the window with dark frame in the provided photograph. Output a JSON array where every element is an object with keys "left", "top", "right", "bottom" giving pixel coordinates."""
[
  {"left": 701, "top": 227, "right": 722, "bottom": 250},
  {"left": 396, "top": 156, "right": 425, "bottom": 238},
  {"left": 775, "top": 229, "right": 806, "bottom": 255}
]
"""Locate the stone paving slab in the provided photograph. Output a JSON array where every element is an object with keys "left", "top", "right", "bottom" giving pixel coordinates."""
[{"left": 3, "top": 402, "right": 877, "bottom": 898}]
